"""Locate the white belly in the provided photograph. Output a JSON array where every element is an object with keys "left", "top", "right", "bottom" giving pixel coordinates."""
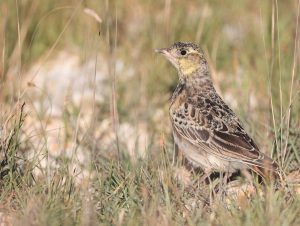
[{"left": 173, "top": 132, "right": 247, "bottom": 173}]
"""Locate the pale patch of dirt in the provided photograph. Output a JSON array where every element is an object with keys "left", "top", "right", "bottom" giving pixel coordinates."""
[{"left": 21, "top": 50, "right": 150, "bottom": 183}]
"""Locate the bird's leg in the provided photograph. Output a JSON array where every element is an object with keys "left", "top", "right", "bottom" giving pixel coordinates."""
[
  {"left": 215, "top": 172, "right": 224, "bottom": 200},
  {"left": 211, "top": 171, "right": 231, "bottom": 197},
  {"left": 214, "top": 172, "right": 224, "bottom": 195},
  {"left": 218, "top": 171, "right": 233, "bottom": 197},
  {"left": 196, "top": 170, "right": 212, "bottom": 186},
  {"left": 223, "top": 171, "right": 233, "bottom": 185}
]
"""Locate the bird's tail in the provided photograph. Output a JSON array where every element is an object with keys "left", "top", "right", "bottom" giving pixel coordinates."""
[{"left": 249, "top": 157, "right": 281, "bottom": 183}]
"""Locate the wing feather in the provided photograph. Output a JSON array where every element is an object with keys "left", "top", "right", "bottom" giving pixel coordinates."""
[{"left": 171, "top": 94, "right": 277, "bottom": 173}]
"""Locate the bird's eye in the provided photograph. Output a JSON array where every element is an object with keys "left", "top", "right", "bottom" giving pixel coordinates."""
[{"left": 180, "top": 50, "right": 187, "bottom": 56}]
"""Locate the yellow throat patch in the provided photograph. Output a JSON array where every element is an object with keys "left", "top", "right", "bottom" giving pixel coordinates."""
[{"left": 178, "top": 57, "right": 200, "bottom": 76}]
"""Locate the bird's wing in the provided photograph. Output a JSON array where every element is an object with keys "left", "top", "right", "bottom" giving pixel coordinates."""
[{"left": 171, "top": 94, "right": 277, "bottom": 171}]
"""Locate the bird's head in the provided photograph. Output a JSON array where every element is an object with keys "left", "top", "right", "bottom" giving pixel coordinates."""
[{"left": 155, "top": 42, "right": 208, "bottom": 78}]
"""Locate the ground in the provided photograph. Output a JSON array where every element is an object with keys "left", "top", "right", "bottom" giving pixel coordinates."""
[{"left": 0, "top": 0, "right": 300, "bottom": 225}]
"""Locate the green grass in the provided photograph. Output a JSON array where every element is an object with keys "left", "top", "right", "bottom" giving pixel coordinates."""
[{"left": 0, "top": 0, "right": 300, "bottom": 225}]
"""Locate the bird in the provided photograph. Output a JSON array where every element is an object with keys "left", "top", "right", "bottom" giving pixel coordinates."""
[{"left": 155, "top": 42, "right": 279, "bottom": 182}]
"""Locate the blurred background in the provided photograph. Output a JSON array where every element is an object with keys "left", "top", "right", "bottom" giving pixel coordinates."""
[{"left": 0, "top": 0, "right": 300, "bottom": 225}]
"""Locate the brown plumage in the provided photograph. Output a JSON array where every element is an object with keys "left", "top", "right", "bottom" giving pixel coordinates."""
[{"left": 156, "top": 42, "right": 278, "bottom": 181}]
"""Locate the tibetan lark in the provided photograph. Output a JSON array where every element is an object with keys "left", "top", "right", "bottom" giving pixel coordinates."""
[{"left": 156, "top": 42, "right": 279, "bottom": 181}]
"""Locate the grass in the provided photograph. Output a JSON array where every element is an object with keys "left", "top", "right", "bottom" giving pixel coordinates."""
[{"left": 0, "top": 0, "right": 300, "bottom": 225}]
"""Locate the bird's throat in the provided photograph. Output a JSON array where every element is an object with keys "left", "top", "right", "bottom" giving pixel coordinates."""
[{"left": 179, "top": 60, "right": 200, "bottom": 76}]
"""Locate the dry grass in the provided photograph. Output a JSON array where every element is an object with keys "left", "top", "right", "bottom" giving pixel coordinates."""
[{"left": 0, "top": 0, "right": 300, "bottom": 225}]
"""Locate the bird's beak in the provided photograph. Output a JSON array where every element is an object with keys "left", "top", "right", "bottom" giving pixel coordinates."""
[
  {"left": 154, "top": 48, "right": 169, "bottom": 54},
  {"left": 155, "top": 47, "right": 178, "bottom": 69}
]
